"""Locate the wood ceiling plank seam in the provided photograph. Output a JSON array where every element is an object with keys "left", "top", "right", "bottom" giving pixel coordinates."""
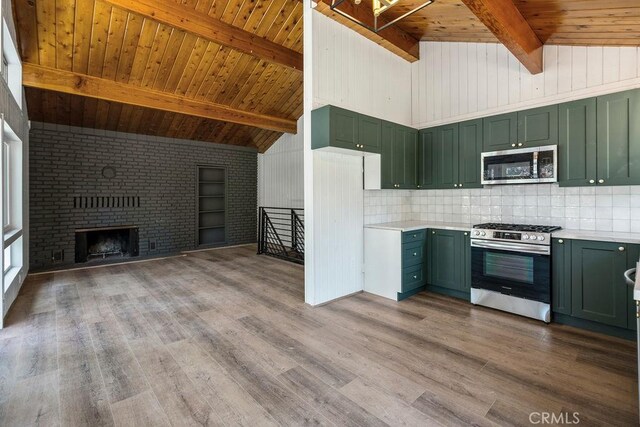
[
  {"left": 24, "top": 88, "right": 43, "bottom": 121},
  {"left": 259, "top": 70, "right": 300, "bottom": 117},
  {"left": 41, "top": 90, "right": 54, "bottom": 123},
  {"left": 160, "top": 111, "right": 183, "bottom": 138},
  {"left": 158, "top": 32, "right": 199, "bottom": 93},
  {"left": 116, "top": 104, "right": 134, "bottom": 132},
  {"left": 194, "top": 0, "right": 215, "bottom": 14},
  {"left": 244, "top": 0, "right": 275, "bottom": 37},
  {"left": 271, "top": 4, "right": 302, "bottom": 46},
  {"left": 126, "top": 19, "right": 160, "bottom": 86},
  {"left": 201, "top": 120, "right": 228, "bottom": 143},
  {"left": 106, "top": 101, "right": 124, "bottom": 130},
  {"left": 173, "top": 37, "right": 211, "bottom": 96},
  {"left": 55, "top": 0, "right": 76, "bottom": 70},
  {"left": 135, "top": 108, "right": 158, "bottom": 135},
  {"left": 36, "top": 0, "right": 57, "bottom": 67},
  {"left": 139, "top": 24, "right": 173, "bottom": 88},
  {"left": 192, "top": 46, "right": 232, "bottom": 99},
  {"left": 86, "top": 2, "right": 113, "bottom": 76},
  {"left": 94, "top": 99, "right": 111, "bottom": 129},
  {"left": 230, "top": 0, "right": 256, "bottom": 28},
  {"left": 220, "top": 0, "right": 244, "bottom": 25},
  {"left": 201, "top": 49, "right": 243, "bottom": 102},
  {"left": 275, "top": 79, "right": 303, "bottom": 118},
  {"left": 114, "top": 13, "right": 145, "bottom": 83},
  {"left": 234, "top": 63, "right": 278, "bottom": 111},
  {"left": 100, "top": 6, "right": 129, "bottom": 80},
  {"left": 151, "top": 29, "right": 187, "bottom": 91},
  {"left": 183, "top": 42, "right": 224, "bottom": 98},
  {"left": 212, "top": 54, "right": 261, "bottom": 106},
  {"left": 126, "top": 105, "right": 146, "bottom": 133},
  {"left": 69, "top": 91, "right": 85, "bottom": 126},
  {"left": 72, "top": 0, "right": 96, "bottom": 73},
  {"left": 179, "top": 115, "right": 203, "bottom": 140},
  {"left": 259, "top": 133, "right": 283, "bottom": 152},
  {"left": 214, "top": 122, "right": 244, "bottom": 145},
  {"left": 262, "top": 0, "right": 298, "bottom": 42},
  {"left": 278, "top": 12, "right": 304, "bottom": 50},
  {"left": 82, "top": 97, "right": 98, "bottom": 128},
  {"left": 227, "top": 60, "right": 269, "bottom": 108},
  {"left": 247, "top": 67, "right": 294, "bottom": 115},
  {"left": 13, "top": 0, "right": 39, "bottom": 63},
  {"left": 190, "top": 117, "right": 220, "bottom": 141}
]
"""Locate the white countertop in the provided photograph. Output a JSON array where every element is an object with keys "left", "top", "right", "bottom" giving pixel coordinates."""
[
  {"left": 364, "top": 220, "right": 472, "bottom": 232},
  {"left": 552, "top": 229, "right": 640, "bottom": 245}
]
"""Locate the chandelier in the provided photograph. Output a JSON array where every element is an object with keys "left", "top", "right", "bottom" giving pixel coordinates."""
[{"left": 330, "top": 0, "right": 435, "bottom": 33}]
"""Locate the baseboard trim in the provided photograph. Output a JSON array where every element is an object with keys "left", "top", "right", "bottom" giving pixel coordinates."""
[{"left": 552, "top": 313, "right": 636, "bottom": 341}]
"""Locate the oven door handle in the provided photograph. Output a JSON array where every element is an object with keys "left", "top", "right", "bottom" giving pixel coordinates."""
[{"left": 471, "top": 240, "right": 551, "bottom": 255}]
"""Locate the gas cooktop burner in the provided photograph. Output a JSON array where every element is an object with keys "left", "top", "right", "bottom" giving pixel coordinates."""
[{"left": 473, "top": 223, "right": 562, "bottom": 233}]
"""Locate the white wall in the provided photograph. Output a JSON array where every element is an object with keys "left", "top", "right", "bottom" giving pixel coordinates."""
[
  {"left": 412, "top": 42, "right": 640, "bottom": 128},
  {"left": 258, "top": 116, "right": 304, "bottom": 209},
  {"left": 303, "top": 10, "right": 412, "bottom": 305}
]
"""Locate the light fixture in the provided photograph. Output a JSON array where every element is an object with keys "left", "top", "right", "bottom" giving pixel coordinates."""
[{"left": 330, "top": 0, "right": 434, "bottom": 33}]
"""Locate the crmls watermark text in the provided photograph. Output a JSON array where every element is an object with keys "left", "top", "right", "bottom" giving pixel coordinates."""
[{"left": 529, "top": 412, "right": 580, "bottom": 424}]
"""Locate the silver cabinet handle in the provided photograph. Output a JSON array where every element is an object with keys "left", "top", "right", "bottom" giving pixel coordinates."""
[
  {"left": 413, "top": 252, "right": 417, "bottom": 256},
  {"left": 558, "top": 239, "right": 564, "bottom": 244},
  {"left": 464, "top": 232, "right": 468, "bottom": 236},
  {"left": 432, "top": 231, "right": 436, "bottom": 234},
  {"left": 518, "top": 143, "right": 523, "bottom": 147},
  {"left": 511, "top": 143, "right": 516, "bottom": 147},
  {"left": 413, "top": 275, "right": 418, "bottom": 279},
  {"left": 459, "top": 183, "right": 463, "bottom": 187},
  {"left": 589, "top": 179, "right": 595, "bottom": 184},
  {"left": 413, "top": 234, "right": 417, "bottom": 238},
  {"left": 619, "top": 246, "right": 625, "bottom": 252},
  {"left": 598, "top": 179, "right": 605, "bottom": 184},
  {"left": 454, "top": 184, "right": 458, "bottom": 188},
  {"left": 417, "top": 185, "right": 421, "bottom": 188}
]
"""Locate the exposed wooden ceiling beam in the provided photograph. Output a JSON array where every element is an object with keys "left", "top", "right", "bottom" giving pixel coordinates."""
[
  {"left": 314, "top": 0, "right": 420, "bottom": 62},
  {"left": 103, "top": 0, "right": 303, "bottom": 72},
  {"left": 23, "top": 64, "right": 298, "bottom": 134},
  {"left": 461, "top": 0, "right": 543, "bottom": 74}
]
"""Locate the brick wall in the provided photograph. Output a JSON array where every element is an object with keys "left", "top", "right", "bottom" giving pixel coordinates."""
[{"left": 29, "top": 122, "right": 257, "bottom": 271}]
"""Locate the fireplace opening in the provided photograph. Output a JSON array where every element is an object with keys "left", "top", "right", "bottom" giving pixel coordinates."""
[{"left": 75, "top": 226, "right": 139, "bottom": 263}]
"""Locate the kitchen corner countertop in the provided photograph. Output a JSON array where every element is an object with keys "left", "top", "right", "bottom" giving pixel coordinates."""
[
  {"left": 552, "top": 229, "right": 640, "bottom": 245},
  {"left": 364, "top": 220, "right": 472, "bottom": 232}
]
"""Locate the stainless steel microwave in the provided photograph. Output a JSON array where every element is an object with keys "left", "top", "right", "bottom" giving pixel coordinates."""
[{"left": 481, "top": 145, "right": 558, "bottom": 185}]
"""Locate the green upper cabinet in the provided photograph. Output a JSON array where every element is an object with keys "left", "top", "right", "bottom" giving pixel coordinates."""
[
  {"left": 311, "top": 105, "right": 380, "bottom": 153},
  {"left": 483, "top": 112, "right": 517, "bottom": 152},
  {"left": 483, "top": 106, "right": 558, "bottom": 152},
  {"left": 551, "top": 238, "right": 572, "bottom": 315},
  {"left": 517, "top": 105, "right": 558, "bottom": 148},
  {"left": 418, "top": 128, "right": 436, "bottom": 190},
  {"left": 359, "top": 114, "right": 381, "bottom": 153},
  {"left": 571, "top": 240, "right": 628, "bottom": 328},
  {"left": 458, "top": 119, "right": 483, "bottom": 189},
  {"left": 596, "top": 89, "right": 640, "bottom": 186},
  {"left": 558, "top": 98, "right": 597, "bottom": 187},
  {"left": 433, "top": 124, "right": 459, "bottom": 189},
  {"left": 381, "top": 121, "right": 395, "bottom": 189},
  {"left": 393, "top": 126, "right": 418, "bottom": 189}
]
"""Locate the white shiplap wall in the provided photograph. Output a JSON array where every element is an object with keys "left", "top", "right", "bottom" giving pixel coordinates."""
[
  {"left": 258, "top": 117, "right": 304, "bottom": 209},
  {"left": 303, "top": 10, "right": 413, "bottom": 305},
  {"left": 411, "top": 42, "right": 640, "bottom": 128}
]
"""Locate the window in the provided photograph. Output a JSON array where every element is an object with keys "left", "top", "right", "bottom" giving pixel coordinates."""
[
  {"left": 2, "top": 119, "right": 22, "bottom": 292},
  {"left": 3, "top": 246, "right": 10, "bottom": 274},
  {"left": 1, "top": 20, "right": 21, "bottom": 109},
  {"left": 2, "top": 139, "right": 9, "bottom": 231}
]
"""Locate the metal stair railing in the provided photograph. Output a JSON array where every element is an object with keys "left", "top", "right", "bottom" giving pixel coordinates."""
[{"left": 258, "top": 207, "right": 304, "bottom": 264}]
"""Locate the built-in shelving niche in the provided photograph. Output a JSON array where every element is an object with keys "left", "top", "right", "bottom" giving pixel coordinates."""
[{"left": 197, "top": 166, "right": 226, "bottom": 246}]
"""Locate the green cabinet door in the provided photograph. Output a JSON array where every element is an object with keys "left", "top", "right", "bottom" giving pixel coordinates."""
[
  {"left": 483, "top": 112, "right": 517, "bottom": 152},
  {"left": 551, "top": 238, "right": 572, "bottom": 315},
  {"left": 458, "top": 119, "right": 483, "bottom": 189},
  {"left": 596, "top": 89, "right": 640, "bottom": 186},
  {"left": 517, "top": 105, "right": 559, "bottom": 148},
  {"left": 359, "top": 114, "right": 381, "bottom": 153},
  {"left": 571, "top": 240, "right": 628, "bottom": 328},
  {"left": 332, "top": 107, "right": 359, "bottom": 149},
  {"left": 380, "top": 121, "right": 395, "bottom": 189},
  {"left": 418, "top": 128, "right": 436, "bottom": 189},
  {"left": 434, "top": 124, "right": 459, "bottom": 189},
  {"left": 428, "top": 229, "right": 464, "bottom": 291},
  {"left": 558, "top": 98, "right": 597, "bottom": 187},
  {"left": 393, "top": 126, "right": 418, "bottom": 189}
]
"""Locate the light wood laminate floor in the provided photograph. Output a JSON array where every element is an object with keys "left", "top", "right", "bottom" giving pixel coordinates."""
[{"left": 0, "top": 244, "right": 637, "bottom": 426}]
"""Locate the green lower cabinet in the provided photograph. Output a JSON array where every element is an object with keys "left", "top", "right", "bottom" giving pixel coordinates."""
[
  {"left": 427, "top": 229, "right": 465, "bottom": 292},
  {"left": 402, "top": 264, "right": 425, "bottom": 293},
  {"left": 401, "top": 232, "right": 427, "bottom": 295},
  {"left": 551, "top": 238, "right": 572, "bottom": 315},
  {"left": 570, "top": 240, "right": 629, "bottom": 328}
]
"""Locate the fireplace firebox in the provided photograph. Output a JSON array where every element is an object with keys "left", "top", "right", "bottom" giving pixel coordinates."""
[{"left": 75, "top": 226, "right": 139, "bottom": 263}]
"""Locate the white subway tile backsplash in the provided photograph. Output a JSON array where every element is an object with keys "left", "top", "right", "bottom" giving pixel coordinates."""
[{"left": 364, "top": 184, "right": 640, "bottom": 232}]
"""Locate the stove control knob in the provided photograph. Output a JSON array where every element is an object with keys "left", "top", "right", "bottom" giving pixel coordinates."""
[
  {"left": 480, "top": 231, "right": 486, "bottom": 237},
  {"left": 538, "top": 235, "right": 545, "bottom": 241},
  {"left": 474, "top": 231, "right": 480, "bottom": 236},
  {"left": 522, "top": 234, "right": 529, "bottom": 240},
  {"left": 530, "top": 235, "right": 538, "bottom": 240}
]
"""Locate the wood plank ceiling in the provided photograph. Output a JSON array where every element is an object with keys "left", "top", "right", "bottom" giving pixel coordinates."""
[
  {"left": 13, "top": 0, "right": 640, "bottom": 152},
  {"left": 14, "top": 0, "right": 303, "bottom": 152}
]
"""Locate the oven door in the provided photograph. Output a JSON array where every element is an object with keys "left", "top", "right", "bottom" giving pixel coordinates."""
[{"left": 471, "top": 240, "right": 551, "bottom": 303}]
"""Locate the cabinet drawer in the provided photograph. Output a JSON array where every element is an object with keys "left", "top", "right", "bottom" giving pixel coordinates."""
[
  {"left": 402, "top": 264, "right": 425, "bottom": 293},
  {"left": 402, "top": 241, "right": 425, "bottom": 267},
  {"left": 402, "top": 230, "right": 426, "bottom": 244}
]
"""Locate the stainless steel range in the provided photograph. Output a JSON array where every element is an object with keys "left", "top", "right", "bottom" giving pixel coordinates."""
[{"left": 470, "top": 223, "right": 562, "bottom": 323}]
